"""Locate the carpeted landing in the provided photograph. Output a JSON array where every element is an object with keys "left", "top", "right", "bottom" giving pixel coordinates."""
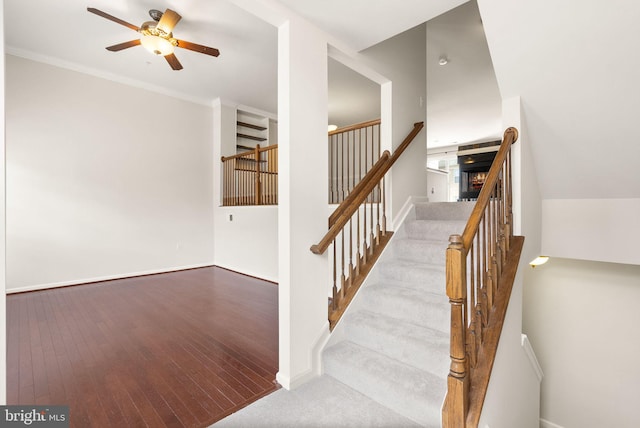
[{"left": 214, "top": 202, "right": 473, "bottom": 428}]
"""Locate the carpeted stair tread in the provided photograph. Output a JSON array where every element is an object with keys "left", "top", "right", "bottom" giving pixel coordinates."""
[
  {"left": 214, "top": 375, "right": 422, "bottom": 427},
  {"left": 359, "top": 283, "right": 449, "bottom": 332},
  {"left": 378, "top": 258, "right": 445, "bottom": 287},
  {"left": 414, "top": 201, "right": 475, "bottom": 221},
  {"left": 391, "top": 237, "right": 449, "bottom": 264},
  {"left": 404, "top": 219, "right": 467, "bottom": 241},
  {"left": 323, "top": 340, "right": 445, "bottom": 426},
  {"left": 372, "top": 277, "right": 446, "bottom": 295},
  {"left": 345, "top": 310, "right": 449, "bottom": 376}
]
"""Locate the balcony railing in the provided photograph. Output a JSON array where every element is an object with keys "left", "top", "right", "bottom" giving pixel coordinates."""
[{"left": 221, "top": 144, "right": 278, "bottom": 206}]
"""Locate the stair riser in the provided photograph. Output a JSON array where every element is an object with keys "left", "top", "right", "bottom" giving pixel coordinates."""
[
  {"left": 345, "top": 321, "right": 449, "bottom": 376},
  {"left": 404, "top": 221, "right": 466, "bottom": 242},
  {"left": 323, "top": 347, "right": 444, "bottom": 426},
  {"left": 414, "top": 201, "right": 475, "bottom": 221},
  {"left": 360, "top": 292, "right": 449, "bottom": 333},
  {"left": 378, "top": 264, "right": 446, "bottom": 289},
  {"left": 391, "top": 239, "right": 447, "bottom": 264}
]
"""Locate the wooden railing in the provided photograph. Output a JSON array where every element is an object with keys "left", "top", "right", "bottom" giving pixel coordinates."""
[
  {"left": 329, "top": 119, "right": 381, "bottom": 204},
  {"left": 311, "top": 122, "right": 424, "bottom": 329},
  {"left": 221, "top": 145, "right": 278, "bottom": 206},
  {"left": 442, "top": 127, "right": 524, "bottom": 427}
]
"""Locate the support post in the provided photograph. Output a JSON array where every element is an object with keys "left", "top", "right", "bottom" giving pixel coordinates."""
[
  {"left": 443, "top": 234, "right": 469, "bottom": 427},
  {"left": 254, "top": 145, "right": 261, "bottom": 205}
]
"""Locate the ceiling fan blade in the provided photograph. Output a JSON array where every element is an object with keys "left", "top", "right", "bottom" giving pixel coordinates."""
[
  {"left": 164, "top": 53, "right": 183, "bottom": 70},
  {"left": 106, "top": 39, "right": 141, "bottom": 52},
  {"left": 176, "top": 40, "right": 220, "bottom": 57},
  {"left": 157, "top": 9, "right": 182, "bottom": 34},
  {"left": 87, "top": 7, "right": 139, "bottom": 32}
]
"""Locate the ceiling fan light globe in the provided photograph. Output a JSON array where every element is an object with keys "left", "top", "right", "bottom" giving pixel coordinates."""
[{"left": 140, "top": 34, "right": 174, "bottom": 56}]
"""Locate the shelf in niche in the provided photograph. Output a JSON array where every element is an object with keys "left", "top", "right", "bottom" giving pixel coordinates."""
[
  {"left": 237, "top": 121, "right": 267, "bottom": 131},
  {"left": 237, "top": 133, "right": 267, "bottom": 142}
]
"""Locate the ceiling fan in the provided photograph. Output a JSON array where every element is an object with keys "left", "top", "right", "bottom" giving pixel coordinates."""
[{"left": 87, "top": 7, "right": 220, "bottom": 71}]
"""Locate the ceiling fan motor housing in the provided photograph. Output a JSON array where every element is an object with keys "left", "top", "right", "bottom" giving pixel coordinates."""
[{"left": 148, "top": 9, "right": 164, "bottom": 21}]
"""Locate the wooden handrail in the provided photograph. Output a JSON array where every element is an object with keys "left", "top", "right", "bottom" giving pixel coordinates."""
[
  {"left": 221, "top": 144, "right": 278, "bottom": 162},
  {"left": 314, "top": 121, "right": 424, "bottom": 330},
  {"left": 460, "top": 128, "right": 518, "bottom": 249},
  {"left": 442, "top": 127, "right": 520, "bottom": 428},
  {"left": 329, "top": 118, "right": 381, "bottom": 136},
  {"left": 312, "top": 121, "right": 424, "bottom": 254}
]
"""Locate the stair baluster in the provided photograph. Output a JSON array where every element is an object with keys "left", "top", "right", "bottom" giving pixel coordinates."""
[
  {"left": 443, "top": 127, "right": 523, "bottom": 427},
  {"left": 312, "top": 122, "right": 425, "bottom": 329}
]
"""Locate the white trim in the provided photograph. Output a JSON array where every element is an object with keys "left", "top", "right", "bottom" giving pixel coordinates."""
[
  {"left": 6, "top": 48, "right": 212, "bottom": 107},
  {"left": 392, "top": 195, "right": 428, "bottom": 230},
  {"left": 521, "top": 334, "right": 544, "bottom": 382},
  {"left": 237, "top": 104, "right": 278, "bottom": 121},
  {"left": 6, "top": 263, "right": 215, "bottom": 294},
  {"left": 540, "top": 418, "right": 566, "bottom": 428},
  {"left": 456, "top": 144, "right": 500, "bottom": 156},
  {"left": 426, "top": 167, "right": 448, "bottom": 176},
  {"left": 212, "top": 97, "right": 240, "bottom": 109},
  {"left": 277, "top": 322, "right": 330, "bottom": 390}
]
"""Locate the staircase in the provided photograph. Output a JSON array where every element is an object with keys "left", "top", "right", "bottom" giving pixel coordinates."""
[{"left": 323, "top": 201, "right": 475, "bottom": 427}]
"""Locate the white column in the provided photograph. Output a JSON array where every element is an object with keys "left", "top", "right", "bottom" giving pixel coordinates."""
[{"left": 277, "top": 18, "right": 330, "bottom": 389}]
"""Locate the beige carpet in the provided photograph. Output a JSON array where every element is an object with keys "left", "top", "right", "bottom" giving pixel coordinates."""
[{"left": 212, "top": 375, "right": 420, "bottom": 427}]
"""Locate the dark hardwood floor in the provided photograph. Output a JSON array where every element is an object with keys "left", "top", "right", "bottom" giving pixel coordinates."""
[{"left": 6, "top": 266, "right": 279, "bottom": 427}]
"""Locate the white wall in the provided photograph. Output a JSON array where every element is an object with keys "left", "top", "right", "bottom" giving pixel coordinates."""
[
  {"left": 0, "top": 4, "right": 7, "bottom": 404},
  {"left": 477, "top": 0, "right": 640, "bottom": 201},
  {"left": 214, "top": 206, "right": 278, "bottom": 282},
  {"left": 507, "top": 96, "right": 542, "bottom": 263},
  {"left": 524, "top": 258, "right": 640, "bottom": 428},
  {"left": 479, "top": 96, "right": 543, "bottom": 427},
  {"left": 542, "top": 198, "right": 640, "bottom": 266},
  {"left": 478, "top": 270, "right": 542, "bottom": 428},
  {"left": 212, "top": 99, "right": 279, "bottom": 282},
  {"left": 5, "top": 55, "right": 215, "bottom": 292},
  {"left": 426, "top": 168, "right": 448, "bottom": 202},
  {"left": 360, "top": 24, "right": 429, "bottom": 225}
]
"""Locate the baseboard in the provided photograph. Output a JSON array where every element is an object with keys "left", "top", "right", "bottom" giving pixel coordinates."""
[
  {"left": 521, "top": 334, "right": 544, "bottom": 382},
  {"left": 392, "top": 195, "right": 428, "bottom": 230},
  {"left": 540, "top": 418, "right": 565, "bottom": 428},
  {"left": 312, "top": 322, "right": 331, "bottom": 377},
  {"left": 276, "top": 366, "right": 317, "bottom": 391},
  {"left": 214, "top": 263, "right": 278, "bottom": 284},
  {"left": 6, "top": 263, "right": 215, "bottom": 294}
]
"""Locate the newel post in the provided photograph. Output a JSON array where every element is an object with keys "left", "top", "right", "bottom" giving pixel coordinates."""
[{"left": 443, "top": 234, "right": 469, "bottom": 427}]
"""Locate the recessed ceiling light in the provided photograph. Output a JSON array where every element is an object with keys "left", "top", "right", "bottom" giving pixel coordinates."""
[{"left": 438, "top": 56, "right": 449, "bottom": 66}]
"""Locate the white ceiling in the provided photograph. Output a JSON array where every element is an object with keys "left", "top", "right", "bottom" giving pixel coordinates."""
[
  {"left": 4, "top": 0, "right": 500, "bottom": 149},
  {"left": 4, "top": 0, "right": 279, "bottom": 111},
  {"left": 276, "top": 0, "right": 467, "bottom": 52},
  {"left": 426, "top": 1, "right": 502, "bottom": 148},
  {"left": 478, "top": 0, "right": 640, "bottom": 199}
]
